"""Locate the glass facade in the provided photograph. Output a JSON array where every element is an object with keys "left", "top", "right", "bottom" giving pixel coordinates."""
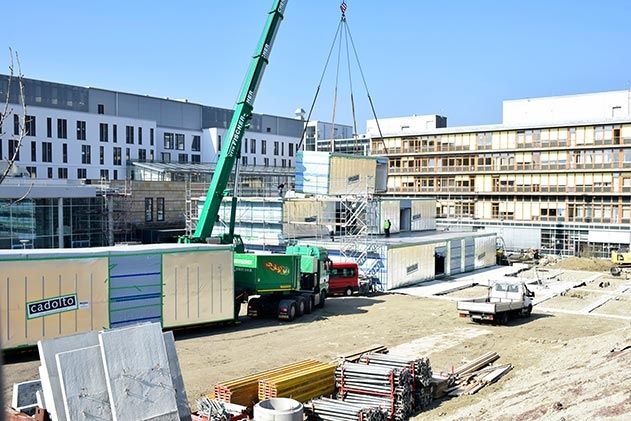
[{"left": 0, "top": 198, "right": 107, "bottom": 249}]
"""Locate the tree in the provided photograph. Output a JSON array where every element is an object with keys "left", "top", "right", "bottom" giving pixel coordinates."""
[{"left": 0, "top": 48, "right": 27, "bottom": 185}]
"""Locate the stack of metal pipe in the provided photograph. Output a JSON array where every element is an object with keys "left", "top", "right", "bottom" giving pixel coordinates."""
[
  {"left": 335, "top": 362, "right": 413, "bottom": 420},
  {"left": 196, "top": 397, "right": 230, "bottom": 421},
  {"left": 306, "top": 397, "right": 389, "bottom": 421},
  {"left": 359, "top": 353, "right": 433, "bottom": 410}
]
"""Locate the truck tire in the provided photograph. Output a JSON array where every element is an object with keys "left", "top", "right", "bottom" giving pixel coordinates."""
[
  {"left": 611, "top": 266, "right": 622, "bottom": 276},
  {"left": 318, "top": 291, "right": 326, "bottom": 308},
  {"left": 302, "top": 295, "right": 313, "bottom": 314},
  {"left": 248, "top": 297, "right": 261, "bottom": 319},
  {"left": 525, "top": 304, "right": 533, "bottom": 317},
  {"left": 345, "top": 287, "right": 353, "bottom": 296},
  {"left": 296, "top": 296, "right": 306, "bottom": 317},
  {"left": 498, "top": 312, "right": 509, "bottom": 325},
  {"left": 278, "top": 299, "right": 297, "bottom": 322},
  {"left": 287, "top": 301, "right": 297, "bottom": 321}
]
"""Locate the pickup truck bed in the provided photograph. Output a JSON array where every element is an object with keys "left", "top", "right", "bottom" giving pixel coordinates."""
[{"left": 457, "top": 299, "right": 527, "bottom": 315}]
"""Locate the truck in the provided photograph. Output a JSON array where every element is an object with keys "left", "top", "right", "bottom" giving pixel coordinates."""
[
  {"left": 457, "top": 281, "right": 535, "bottom": 325},
  {"left": 234, "top": 247, "right": 330, "bottom": 321},
  {"left": 328, "top": 262, "right": 360, "bottom": 296}
]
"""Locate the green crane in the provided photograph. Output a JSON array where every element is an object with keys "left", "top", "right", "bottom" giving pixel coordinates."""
[{"left": 180, "top": 0, "right": 287, "bottom": 249}]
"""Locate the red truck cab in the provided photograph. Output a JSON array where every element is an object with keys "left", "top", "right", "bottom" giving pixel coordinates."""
[{"left": 328, "top": 262, "right": 359, "bottom": 296}]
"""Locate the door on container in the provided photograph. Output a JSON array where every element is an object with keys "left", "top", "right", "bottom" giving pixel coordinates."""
[
  {"left": 109, "top": 254, "right": 163, "bottom": 328},
  {"left": 464, "top": 238, "right": 475, "bottom": 271},
  {"left": 400, "top": 207, "right": 411, "bottom": 232},
  {"left": 434, "top": 246, "right": 447, "bottom": 276},
  {"left": 450, "top": 240, "right": 462, "bottom": 275}
]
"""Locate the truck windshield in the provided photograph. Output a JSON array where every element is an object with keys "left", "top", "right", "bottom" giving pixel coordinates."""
[{"left": 495, "top": 283, "right": 507, "bottom": 292}]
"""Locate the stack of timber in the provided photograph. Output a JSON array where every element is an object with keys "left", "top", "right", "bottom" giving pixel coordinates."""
[
  {"left": 213, "top": 360, "right": 321, "bottom": 406},
  {"left": 359, "top": 353, "right": 433, "bottom": 410},
  {"left": 258, "top": 361, "right": 336, "bottom": 403},
  {"left": 336, "top": 362, "right": 414, "bottom": 420},
  {"left": 306, "top": 397, "right": 389, "bottom": 421},
  {"left": 447, "top": 352, "right": 512, "bottom": 396}
]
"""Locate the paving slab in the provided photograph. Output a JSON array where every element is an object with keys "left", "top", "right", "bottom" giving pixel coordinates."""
[
  {"left": 56, "top": 345, "right": 111, "bottom": 421},
  {"left": 163, "top": 331, "right": 192, "bottom": 421},
  {"left": 99, "top": 323, "right": 178, "bottom": 421},
  {"left": 37, "top": 331, "right": 99, "bottom": 421}
]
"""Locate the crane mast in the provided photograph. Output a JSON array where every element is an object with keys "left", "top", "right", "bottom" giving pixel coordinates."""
[{"left": 181, "top": 0, "right": 288, "bottom": 245}]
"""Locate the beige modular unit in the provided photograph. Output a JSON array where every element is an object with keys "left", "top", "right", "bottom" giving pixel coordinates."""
[
  {"left": 386, "top": 243, "right": 436, "bottom": 290},
  {"left": 411, "top": 199, "right": 436, "bottom": 231},
  {"left": 0, "top": 255, "right": 109, "bottom": 349},
  {"left": 162, "top": 249, "right": 234, "bottom": 329},
  {"left": 474, "top": 236, "right": 497, "bottom": 269},
  {"left": 379, "top": 200, "right": 401, "bottom": 234},
  {"left": 283, "top": 199, "right": 335, "bottom": 238}
]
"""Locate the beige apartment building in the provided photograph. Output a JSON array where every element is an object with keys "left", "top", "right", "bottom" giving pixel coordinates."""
[{"left": 371, "top": 90, "right": 631, "bottom": 257}]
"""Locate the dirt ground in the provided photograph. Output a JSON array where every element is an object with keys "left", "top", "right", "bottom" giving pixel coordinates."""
[
  {"left": 549, "top": 256, "right": 614, "bottom": 272},
  {"left": 4, "top": 286, "right": 630, "bottom": 420}
]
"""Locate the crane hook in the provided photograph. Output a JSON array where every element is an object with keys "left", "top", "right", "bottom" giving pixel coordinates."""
[{"left": 340, "top": 1, "right": 347, "bottom": 20}]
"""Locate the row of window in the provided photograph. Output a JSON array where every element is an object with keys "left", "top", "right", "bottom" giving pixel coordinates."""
[
  {"left": 242, "top": 138, "right": 295, "bottom": 157},
  {"left": 240, "top": 156, "right": 291, "bottom": 167},
  {"left": 23, "top": 166, "right": 119, "bottom": 180},
  {"left": 160, "top": 153, "right": 201, "bottom": 164},
  {"left": 163, "top": 133, "right": 200, "bottom": 151},
  {"left": 144, "top": 197, "right": 165, "bottom": 222}
]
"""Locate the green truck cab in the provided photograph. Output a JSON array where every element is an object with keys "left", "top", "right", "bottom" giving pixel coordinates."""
[{"left": 233, "top": 246, "right": 330, "bottom": 321}]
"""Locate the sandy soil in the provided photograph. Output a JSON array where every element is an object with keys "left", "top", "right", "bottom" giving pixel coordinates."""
[
  {"left": 541, "top": 290, "right": 600, "bottom": 311},
  {"left": 3, "top": 290, "right": 630, "bottom": 419},
  {"left": 593, "top": 294, "right": 631, "bottom": 317},
  {"left": 548, "top": 256, "right": 614, "bottom": 272}
]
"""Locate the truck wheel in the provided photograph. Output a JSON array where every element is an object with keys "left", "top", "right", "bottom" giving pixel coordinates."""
[
  {"left": 302, "top": 295, "right": 313, "bottom": 314},
  {"left": 296, "top": 296, "right": 306, "bottom": 317},
  {"left": 318, "top": 291, "right": 326, "bottom": 308},
  {"left": 286, "top": 301, "right": 297, "bottom": 321},
  {"left": 525, "top": 304, "right": 533, "bottom": 317},
  {"left": 499, "top": 312, "right": 509, "bottom": 325},
  {"left": 234, "top": 299, "right": 241, "bottom": 320},
  {"left": 611, "top": 266, "right": 622, "bottom": 276},
  {"left": 248, "top": 297, "right": 260, "bottom": 319},
  {"left": 345, "top": 287, "right": 353, "bottom": 296}
]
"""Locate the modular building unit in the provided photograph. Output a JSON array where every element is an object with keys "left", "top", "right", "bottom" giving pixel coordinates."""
[
  {"left": 0, "top": 244, "right": 234, "bottom": 349},
  {"left": 283, "top": 198, "right": 336, "bottom": 239},
  {"left": 295, "top": 151, "right": 388, "bottom": 196}
]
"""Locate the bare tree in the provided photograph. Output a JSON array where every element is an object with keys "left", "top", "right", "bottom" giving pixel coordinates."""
[{"left": 0, "top": 48, "right": 27, "bottom": 185}]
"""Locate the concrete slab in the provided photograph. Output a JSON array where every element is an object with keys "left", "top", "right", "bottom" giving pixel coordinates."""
[
  {"left": 163, "top": 331, "right": 192, "bottom": 421},
  {"left": 38, "top": 331, "right": 99, "bottom": 421},
  {"left": 56, "top": 345, "right": 112, "bottom": 421},
  {"left": 99, "top": 323, "right": 178, "bottom": 421}
]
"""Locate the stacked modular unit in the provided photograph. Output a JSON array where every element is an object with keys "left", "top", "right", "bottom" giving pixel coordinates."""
[
  {"left": 210, "top": 197, "right": 284, "bottom": 246},
  {"left": 283, "top": 198, "right": 336, "bottom": 239},
  {"left": 0, "top": 244, "right": 234, "bottom": 349},
  {"left": 295, "top": 151, "right": 388, "bottom": 196}
]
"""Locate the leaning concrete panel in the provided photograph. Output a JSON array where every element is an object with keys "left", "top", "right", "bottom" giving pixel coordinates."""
[
  {"left": 56, "top": 345, "right": 111, "bottom": 421},
  {"left": 163, "top": 332, "right": 192, "bottom": 421},
  {"left": 99, "top": 323, "right": 178, "bottom": 421},
  {"left": 12, "top": 380, "right": 42, "bottom": 414},
  {"left": 38, "top": 332, "right": 100, "bottom": 421}
]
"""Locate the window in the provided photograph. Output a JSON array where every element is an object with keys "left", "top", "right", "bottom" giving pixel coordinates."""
[
  {"left": 161, "top": 152, "right": 171, "bottom": 162},
  {"left": 76, "top": 121, "right": 86, "bottom": 140},
  {"left": 100, "top": 169, "right": 109, "bottom": 180},
  {"left": 251, "top": 138, "right": 256, "bottom": 154},
  {"left": 126, "top": 148, "right": 130, "bottom": 162},
  {"left": 113, "top": 170, "right": 118, "bottom": 180},
  {"left": 57, "top": 119, "right": 67, "bottom": 139},
  {"left": 100, "top": 123, "right": 108, "bottom": 142},
  {"left": 14, "top": 115, "right": 36, "bottom": 136},
  {"left": 274, "top": 141, "right": 279, "bottom": 155},
  {"left": 281, "top": 159, "right": 286, "bottom": 168},
  {"left": 47, "top": 117, "right": 52, "bottom": 138},
  {"left": 26, "top": 166, "right": 36, "bottom": 177},
  {"left": 178, "top": 153, "right": 188, "bottom": 163},
  {"left": 138, "top": 149, "right": 147, "bottom": 162},
  {"left": 97, "top": 104, "right": 105, "bottom": 114},
  {"left": 113, "top": 124, "right": 117, "bottom": 143},
  {"left": 145, "top": 198, "right": 153, "bottom": 222},
  {"left": 266, "top": 127, "right": 271, "bottom": 133},
  {"left": 31, "top": 141, "right": 36, "bottom": 161},
  {"left": 62, "top": 144, "right": 68, "bottom": 163},
  {"left": 274, "top": 158, "right": 277, "bottom": 167},
  {"left": 218, "top": 135, "right": 222, "bottom": 151},
  {"left": 77, "top": 168, "right": 87, "bottom": 179},
  {"left": 157, "top": 198, "right": 165, "bottom": 222},
  {"left": 289, "top": 143, "right": 294, "bottom": 157},
  {"left": 281, "top": 143, "right": 284, "bottom": 156},
  {"left": 163, "top": 133, "right": 174, "bottom": 149},
  {"left": 262, "top": 140, "right": 267, "bottom": 154},
  {"left": 8, "top": 139, "right": 20, "bottom": 160},
  {"left": 264, "top": 157, "right": 269, "bottom": 167},
  {"left": 42, "top": 142, "right": 53, "bottom": 163},
  {"left": 253, "top": 157, "right": 257, "bottom": 166},
  {"left": 150, "top": 128, "right": 154, "bottom": 146},
  {"left": 100, "top": 146, "right": 105, "bottom": 165},
  {"left": 289, "top": 159, "right": 291, "bottom": 167},
  {"left": 138, "top": 127, "right": 143, "bottom": 145},
  {"left": 175, "top": 134, "right": 185, "bottom": 150},
  {"left": 81, "top": 145, "right": 91, "bottom": 164},
  {"left": 191, "top": 154, "right": 201, "bottom": 163},
  {"left": 126, "top": 126, "right": 134, "bottom": 144},
  {"left": 243, "top": 138, "right": 248, "bottom": 154},
  {"left": 58, "top": 168, "right": 68, "bottom": 179},
  {"left": 192, "top": 135, "right": 201, "bottom": 152},
  {"left": 241, "top": 156, "right": 248, "bottom": 166},
  {"left": 47, "top": 167, "right": 53, "bottom": 179},
  {"left": 149, "top": 150, "right": 154, "bottom": 161},
  {"left": 13, "top": 114, "right": 18, "bottom": 135}
]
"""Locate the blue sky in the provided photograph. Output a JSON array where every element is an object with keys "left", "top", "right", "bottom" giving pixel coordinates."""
[{"left": 5, "top": 0, "right": 631, "bottom": 129}]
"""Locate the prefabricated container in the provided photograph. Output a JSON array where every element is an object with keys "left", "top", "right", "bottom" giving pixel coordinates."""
[
  {"left": 283, "top": 198, "right": 335, "bottom": 239},
  {"left": 0, "top": 244, "right": 234, "bottom": 350},
  {"left": 233, "top": 253, "right": 301, "bottom": 293},
  {"left": 295, "top": 151, "right": 388, "bottom": 196}
]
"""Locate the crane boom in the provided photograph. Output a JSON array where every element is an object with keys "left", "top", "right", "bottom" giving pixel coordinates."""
[{"left": 183, "top": 0, "right": 287, "bottom": 244}]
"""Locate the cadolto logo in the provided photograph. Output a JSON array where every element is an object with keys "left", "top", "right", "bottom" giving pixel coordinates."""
[
  {"left": 264, "top": 261, "right": 290, "bottom": 276},
  {"left": 27, "top": 294, "right": 78, "bottom": 319}
]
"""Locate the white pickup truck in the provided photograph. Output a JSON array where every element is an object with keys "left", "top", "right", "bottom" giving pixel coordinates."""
[{"left": 457, "top": 281, "right": 535, "bottom": 324}]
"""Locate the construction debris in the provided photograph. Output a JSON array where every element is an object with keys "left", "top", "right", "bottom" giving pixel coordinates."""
[
  {"left": 306, "top": 397, "right": 389, "bottom": 421},
  {"left": 447, "top": 352, "right": 512, "bottom": 396},
  {"left": 195, "top": 397, "right": 248, "bottom": 421}
]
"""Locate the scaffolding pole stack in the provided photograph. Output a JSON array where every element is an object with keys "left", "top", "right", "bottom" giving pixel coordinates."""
[
  {"left": 306, "top": 397, "right": 389, "bottom": 421},
  {"left": 335, "top": 362, "right": 413, "bottom": 420},
  {"left": 358, "top": 353, "right": 433, "bottom": 410}
]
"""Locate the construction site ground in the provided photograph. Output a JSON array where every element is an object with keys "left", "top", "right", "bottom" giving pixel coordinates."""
[{"left": 3, "top": 265, "right": 631, "bottom": 420}]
